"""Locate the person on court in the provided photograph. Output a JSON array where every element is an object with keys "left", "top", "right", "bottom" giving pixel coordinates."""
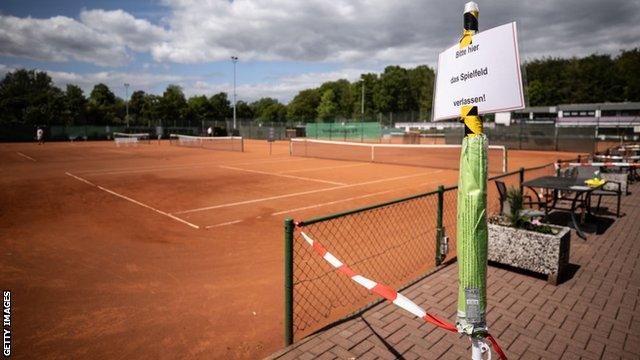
[
  {"left": 207, "top": 126, "right": 213, "bottom": 137},
  {"left": 36, "top": 127, "right": 44, "bottom": 145}
]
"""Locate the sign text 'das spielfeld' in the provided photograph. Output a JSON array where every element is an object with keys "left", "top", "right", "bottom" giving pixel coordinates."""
[{"left": 433, "top": 22, "right": 524, "bottom": 121}]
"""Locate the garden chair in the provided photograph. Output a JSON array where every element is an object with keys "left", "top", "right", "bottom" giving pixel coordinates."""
[{"left": 495, "top": 181, "right": 546, "bottom": 218}]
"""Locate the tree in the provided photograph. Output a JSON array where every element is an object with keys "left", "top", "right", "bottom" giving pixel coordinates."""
[
  {"left": 352, "top": 73, "right": 378, "bottom": 120},
  {"left": 128, "top": 90, "right": 147, "bottom": 124},
  {"left": 89, "top": 83, "right": 116, "bottom": 106},
  {"left": 235, "top": 100, "right": 254, "bottom": 119},
  {"left": 526, "top": 80, "right": 545, "bottom": 107},
  {"left": 251, "top": 97, "right": 280, "bottom": 119},
  {"left": 616, "top": 48, "right": 640, "bottom": 101},
  {"left": 141, "top": 94, "right": 161, "bottom": 125},
  {"left": 374, "top": 66, "right": 412, "bottom": 114},
  {"left": 249, "top": 97, "right": 286, "bottom": 122},
  {"left": 287, "top": 89, "right": 320, "bottom": 122},
  {"left": 87, "top": 83, "right": 117, "bottom": 124},
  {"left": 260, "top": 102, "right": 287, "bottom": 122},
  {"left": 209, "top": 92, "right": 231, "bottom": 120},
  {"left": 0, "top": 69, "right": 64, "bottom": 125},
  {"left": 186, "top": 95, "right": 213, "bottom": 123},
  {"left": 63, "top": 84, "right": 86, "bottom": 125},
  {"left": 408, "top": 65, "right": 435, "bottom": 119},
  {"left": 317, "top": 89, "right": 338, "bottom": 121},
  {"left": 318, "top": 79, "right": 353, "bottom": 119},
  {"left": 160, "top": 84, "right": 187, "bottom": 126}
]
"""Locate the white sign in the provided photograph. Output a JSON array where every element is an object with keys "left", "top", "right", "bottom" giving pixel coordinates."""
[{"left": 433, "top": 22, "right": 524, "bottom": 121}]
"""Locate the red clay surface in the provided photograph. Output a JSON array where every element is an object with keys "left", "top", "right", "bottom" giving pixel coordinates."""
[{"left": 0, "top": 139, "right": 579, "bottom": 359}]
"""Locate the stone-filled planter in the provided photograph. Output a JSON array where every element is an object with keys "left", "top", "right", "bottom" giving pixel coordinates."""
[
  {"left": 488, "top": 223, "right": 571, "bottom": 285},
  {"left": 600, "top": 172, "right": 628, "bottom": 195}
]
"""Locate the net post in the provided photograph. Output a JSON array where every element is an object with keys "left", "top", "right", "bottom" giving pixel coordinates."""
[
  {"left": 435, "top": 185, "right": 445, "bottom": 266},
  {"left": 556, "top": 158, "right": 562, "bottom": 177},
  {"left": 284, "top": 218, "right": 294, "bottom": 346},
  {"left": 502, "top": 146, "right": 508, "bottom": 173},
  {"left": 519, "top": 167, "right": 525, "bottom": 193}
]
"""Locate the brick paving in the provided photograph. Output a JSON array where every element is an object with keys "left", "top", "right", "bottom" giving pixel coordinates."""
[{"left": 269, "top": 183, "right": 640, "bottom": 359}]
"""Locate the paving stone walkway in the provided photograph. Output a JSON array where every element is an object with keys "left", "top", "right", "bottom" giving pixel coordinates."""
[{"left": 269, "top": 183, "right": 640, "bottom": 359}]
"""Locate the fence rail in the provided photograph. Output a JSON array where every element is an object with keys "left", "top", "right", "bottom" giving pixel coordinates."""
[{"left": 283, "top": 158, "right": 577, "bottom": 345}]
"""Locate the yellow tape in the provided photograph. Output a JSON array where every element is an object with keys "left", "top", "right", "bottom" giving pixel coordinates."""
[
  {"left": 461, "top": 105, "right": 482, "bottom": 137},
  {"left": 460, "top": 10, "right": 478, "bottom": 49},
  {"left": 460, "top": 29, "right": 474, "bottom": 48}
]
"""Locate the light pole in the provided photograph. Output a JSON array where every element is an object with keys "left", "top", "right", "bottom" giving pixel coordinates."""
[
  {"left": 231, "top": 56, "right": 238, "bottom": 130},
  {"left": 361, "top": 78, "right": 365, "bottom": 122},
  {"left": 124, "top": 83, "right": 130, "bottom": 127}
]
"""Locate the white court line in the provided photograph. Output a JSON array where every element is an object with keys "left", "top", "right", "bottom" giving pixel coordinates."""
[
  {"left": 225, "top": 157, "right": 311, "bottom": 167},
  {"left": 177, "top": 171, "right": 436, "bottom": 215},
  {"left": 271, "top": 189, "right": 399, "bottom": 215},
  {"left": 66, "top": 172, "right": 96, "bottom": 186},
  {"left": 65, "top": 172, "right": 200, "bottom": 229},
  {"left": 205, "top": 219, "right": 244, "bottom": 229},
  {"left": 279, "top": 163, "right": 369, "bottom": 174},
  {"left": 75, "top": 157, "right": 310, "bottom": 176},
  {"left": 219, "top": 165, "right": 347, "bottom": 186},
  {"left": 16, "top": 152, "right": 36, "bottom": 162},
  {"left": 271, "top": 174, "right": 444, "bottom": 216}
]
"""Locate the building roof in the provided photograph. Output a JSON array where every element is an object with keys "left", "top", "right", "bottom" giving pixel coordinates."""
[
  {"left": 558, "top": 102, "right": 640, "bottom": 111},
  {"left": 514, "top": 106, "right": 556, "bottom": 113}
]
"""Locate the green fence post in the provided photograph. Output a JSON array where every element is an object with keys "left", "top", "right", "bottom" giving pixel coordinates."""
[
  {"left": 519, "top": 167, "right": 525, "bottom": 193},
  {"left": 435, "top": 185, "right": 445, "bottom": 266},
  {"left": 556, "top": 159, "right": 561, "bottom": 177},
  {"left": 284, "top": 218, "right": 294, "bottom": 346}
]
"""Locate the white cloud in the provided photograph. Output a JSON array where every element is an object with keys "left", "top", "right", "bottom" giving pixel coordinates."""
[
  {"left": 182, "top": 67, "right": 373, "bottom": 102},
  {"left": 1, "top": 63, "right": 368, "bottom": 102},
  {"left": 79, "top": 9, "right": 168, "bottom": 52},
  {"left": 2, "top": 0, "right": 638, "bottom": 68},
  {"left": 0, "top": 10, "right": 167, "bottom": 66},
  {"left": 151, "top": 0, "right": 640, "bottom": 65},
  {"left": 0, "top": 15, "right": 129, "bottom": 66},
  {"left": 47, "top": 69, "right": 187, "bottom": 97}
]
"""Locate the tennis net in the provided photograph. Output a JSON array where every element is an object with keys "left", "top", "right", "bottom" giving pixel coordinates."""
[
  {"left": 113, "top": 132, "right": 151, "bottom": 146},
  {"left": 290, "top": 138, "right": 507, "bottom": 173},
  {"left": 169, "top": 134, "right": 244, "bottom": 152}
]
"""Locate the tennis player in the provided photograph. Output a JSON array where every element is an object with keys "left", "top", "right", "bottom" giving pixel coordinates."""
[
  {"left": 207, "top": 126, "right": 213, "bottom": 137},
  {"left": 36, "top": 127, "right": 44, "bottom": 145}
]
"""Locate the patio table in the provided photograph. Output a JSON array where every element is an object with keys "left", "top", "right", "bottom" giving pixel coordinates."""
[{"left": 522, "top": 176, "right": 604, "bottom": 239}]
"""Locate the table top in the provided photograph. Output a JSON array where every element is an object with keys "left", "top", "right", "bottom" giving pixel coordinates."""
[{"left": 522, "top": 176, "right": 603, "bottom": 192}]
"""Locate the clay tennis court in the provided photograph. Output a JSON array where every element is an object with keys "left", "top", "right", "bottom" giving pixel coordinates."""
[{"left": 0, "top": 139, "right": 577, "bottom": 359}]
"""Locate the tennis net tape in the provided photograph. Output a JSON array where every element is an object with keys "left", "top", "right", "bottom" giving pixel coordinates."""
[
  {"left": 290, "top": 138, "right": 507, "bottom": 173},
  {"left": 113, "top": 132, "right": 150, "bottom": 145},
  {"left": 169, "top": 134, "right": 244, "bottom": 152}
]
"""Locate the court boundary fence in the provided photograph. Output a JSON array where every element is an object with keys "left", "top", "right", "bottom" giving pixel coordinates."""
[{"left": 283, "top": 157, "right": 579, "bottom": 345}]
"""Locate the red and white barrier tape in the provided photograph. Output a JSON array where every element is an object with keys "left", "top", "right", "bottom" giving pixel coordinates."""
[
  {"left": 594, "top": 155, "right": 640, "bottom": 161},
  {"left": 569, "top": 162, "right": 640, "bottom": 168},
  {"left": 299, "top": 230, "right": 507, "bottom": 359}
]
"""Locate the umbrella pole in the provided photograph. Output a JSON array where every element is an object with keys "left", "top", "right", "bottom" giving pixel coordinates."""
[{"left": 456, "top": 2, "right": 491, "bottom": 359}]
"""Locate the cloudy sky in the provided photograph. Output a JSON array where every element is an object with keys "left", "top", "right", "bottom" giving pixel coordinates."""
[{"left": 1, "top": 0, "right": 638, "bottom": 103}]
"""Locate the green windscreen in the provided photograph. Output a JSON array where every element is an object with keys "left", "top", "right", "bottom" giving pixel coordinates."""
[{"left": 305, "top": 122, "right": 382, "bottom": 142}]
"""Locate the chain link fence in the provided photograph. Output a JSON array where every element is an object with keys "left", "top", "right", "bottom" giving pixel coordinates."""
[
  {"left": 284, "top": 160, "right": 567, "bottom": 344},
  {"left": 445, "top": 124, "right": 597, "bottom": 153}
]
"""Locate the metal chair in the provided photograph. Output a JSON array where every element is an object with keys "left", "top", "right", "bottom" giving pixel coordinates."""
[
  {"left": 575, "top": 166, "right": 622, "bottom": 217},
  {"left": 495, "top": 180, "right": 546, "bottom": 218}
]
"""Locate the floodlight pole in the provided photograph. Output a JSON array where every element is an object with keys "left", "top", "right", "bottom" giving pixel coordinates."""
[
  {"left": 361, "top": 79, "right": 365, "bottom": 121},
  {"left": 231, "top": 56, "right": 238, "bottom": 130},
  {"left": 124, "top": 83, "right": 130, "bottom": 128}
]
